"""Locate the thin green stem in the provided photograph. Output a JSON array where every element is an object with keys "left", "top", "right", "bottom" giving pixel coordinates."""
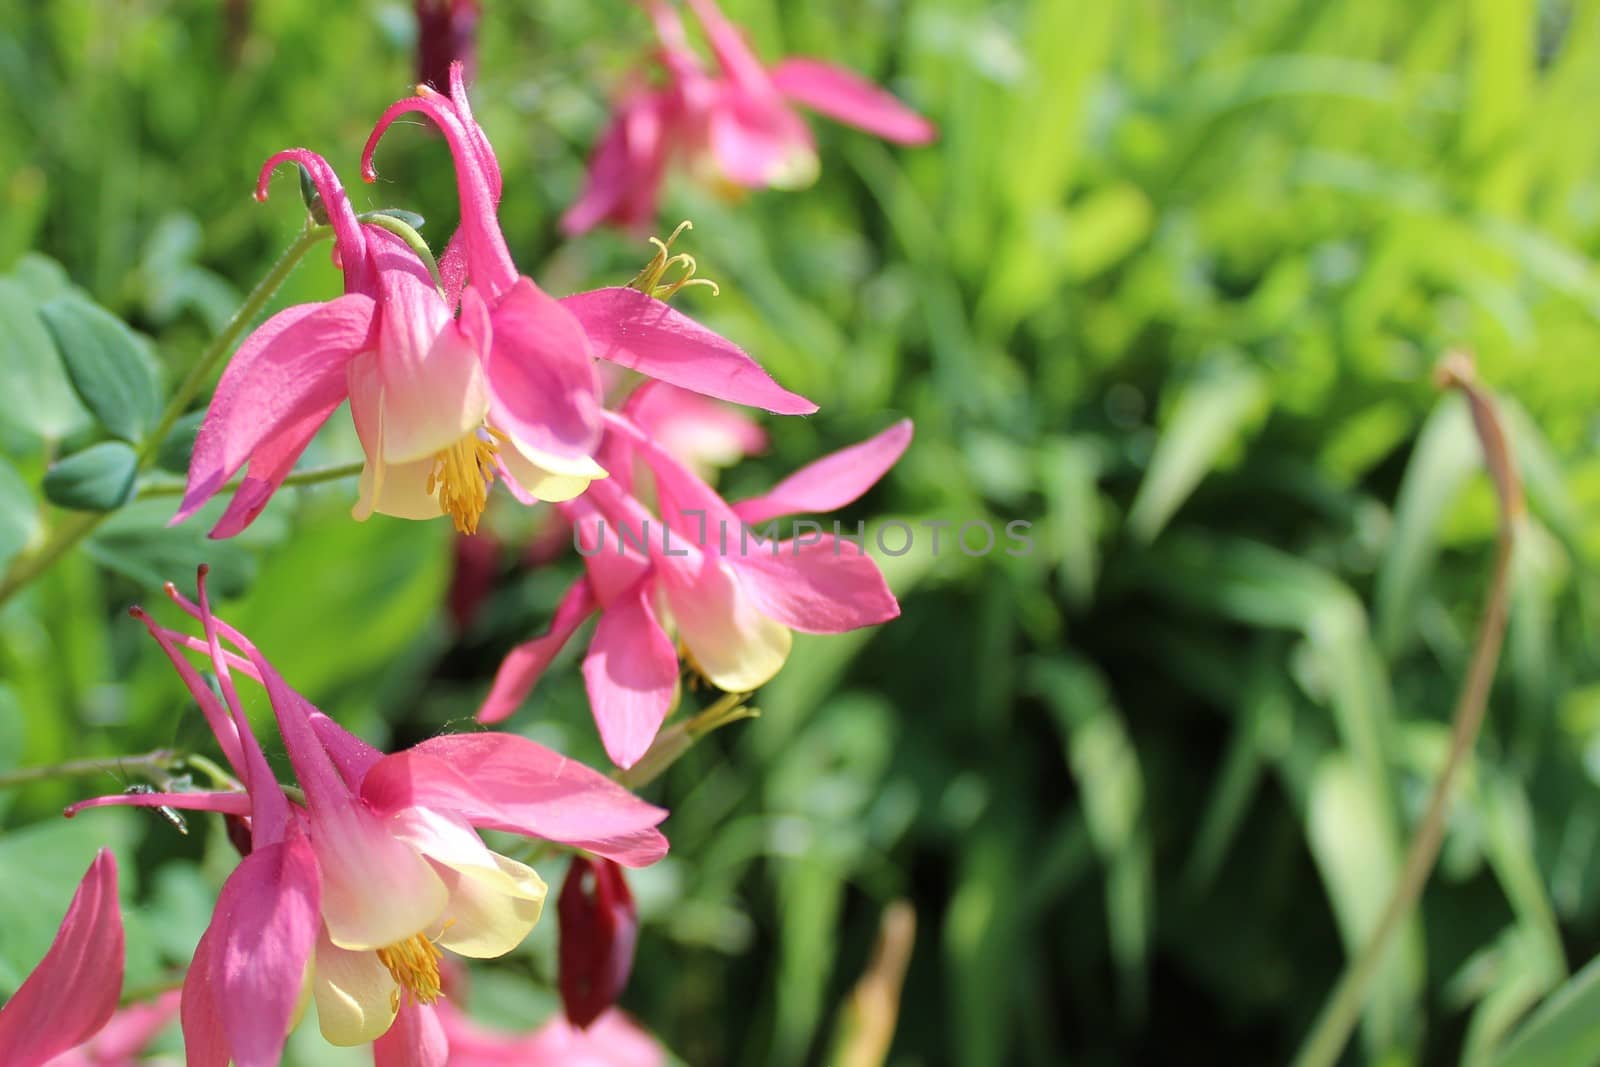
[
  {"left": 0, "top": 749, "right": 181, "bottom": 791},
  {"left": 139, "top": 460, "right": 364, "bottom": 500},
  {"left": 1292, "top": 356, "right": 1522, "bottom": 1067},
  {"left": 0, "top": 226, "right": 330, "bottom": 610},
  {"left": 142, "top": 225, "right": 330, "bottom": 466}
]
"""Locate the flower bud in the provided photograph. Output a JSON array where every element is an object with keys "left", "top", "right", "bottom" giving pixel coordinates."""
[
  {"left": 558, "top": 856, "right": 638, "bottom": 1028},
  {"left": 416, "top": 0, "right": 480, "bottom": 91}
]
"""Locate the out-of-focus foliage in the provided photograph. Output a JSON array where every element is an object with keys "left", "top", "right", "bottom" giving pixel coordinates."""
[{"left": 4, "top": 1, "right": 1600, "bottom": 1065}]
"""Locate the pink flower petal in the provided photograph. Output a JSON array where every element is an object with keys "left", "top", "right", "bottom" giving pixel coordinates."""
[
  {"left": 88, "top": 988, "right": 182, "bottom": 1061},
  {"left": 180, "top": 925, "right": 229, "bottom": 1067},
  {"left": 602, "top": 415, "right": 743, "bottom": 542},
  {"left": 655, "top": 548, "right": 791, "bottom": 692},
  {"left": 769, "top": 58, "right": 936, "bottom": 144},
  {"left": 206, "top": 833, "right": 321, "bottom": 1067},
  {"left": 570, "top": 492, "right": 655, "bottom": 605},
  {"left": 368, "top": 229, "right": 490, "bottom": 464},
  {"left": 360, "top": 733, "right": 669, "bottom": 867},
  {"left": 175, "top": 293, "right": 374, "bottom": 528},
  {"left": 480, "top": 280, "right": 604, "bottom": 466},
  {"left": 685, "top": 0, "right": 778, "bottom": 96},
  {"left": 561, "top": 287, "right": 815, "bottom": 415},
  {"left": 63, "top": 790, "right": 253, "bottom": 819},
  {"left": 374, "top": 1002, "right": 449, "bottom": 1067},
  {"left": 309, "top": 708, "right": 386, "bottom": 789},
  {"left": 207, "top": 401, "right": 339, "bottom": 539},
  {"left": 733, "top": 419, "right": 911, "bottom": 524},
  {"left": 127, "top": 608, "right": 246, "bottom": 778},
  {"left": 562, "top": 91, "right": 671, "bottom": 237},
  {"left": 448, "top": 63, "right": 504, "bottom": 204},
  {"left": 478, "top": 578, "right": 597, "bottom": 724},
  {"left": 625, "top": 382, "right": 768, "bottom": 472},
  {"left": 0, "top": 851, "right": 122, "bottom": 1067},
  {"left": 734, "top": 536, "right": 900, "bottom": 633},
  {"left": 707, "top": 88, "right": 819, "bottom": 189},
  {"left": 256, "top": 149, "right": 373, "bottom": 295},
  {"left": 583, "top": 585, "right": 680, "bottom": 769},
  {"left": 364, "top": 90, "right": 517, "bottom": 301}
]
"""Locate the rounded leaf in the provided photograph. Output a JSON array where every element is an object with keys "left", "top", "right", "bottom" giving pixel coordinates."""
[{"left": 42, "top": 441, "right": 138, "bottom": 512}]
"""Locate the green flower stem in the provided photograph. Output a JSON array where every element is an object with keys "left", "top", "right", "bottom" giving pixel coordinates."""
[
  {"left": 617, "top": 690, "right": 758, "bottom": 792},
  {"left": 0, "top": 748, "right": 182, "bottom": 791},
  {"left": 0, "top": 225, "right": 331, "bottom": 610},
  {"left": 141, "top": 224, "right": 331, "bottom": 466},
  {"left": 1292, "top": 355, "right": 1522, "bottom": 1067},
  {"left": 138, "top": 460, "right": 364, "bottom": 500}
]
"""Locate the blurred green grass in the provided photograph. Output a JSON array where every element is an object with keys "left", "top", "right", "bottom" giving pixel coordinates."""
[{"left": 7, "top": 1, "right": 1600, "bottom": 1064}]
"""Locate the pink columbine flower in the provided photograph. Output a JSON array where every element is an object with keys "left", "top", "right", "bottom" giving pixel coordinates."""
[
  {"left": 479, "top": 413, "right": 911, "bottom": 768},
  {"left": 622, "top": 379, "right": 767, "bottom": 477},
  {"left": 0, "top": 851, "right": 125, "bottom": 1067},
  {"left": 178, "top": 148, "right": 608, "bottom": 539},
  {"left": 362, "top": 64, "right": 814, "bottom": 442},
  {"left": 563, "top": 0, "right": 936, "bottom": 235},
  {"left": 66, "top": 570, "right": 670, "bottom": 1065}
]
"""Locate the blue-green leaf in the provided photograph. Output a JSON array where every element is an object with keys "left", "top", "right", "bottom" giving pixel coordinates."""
[
  {"left": 41, "top": 441, "right": 139, "bottom": 511},
  {"left": 0, "top": 279, "right": 89, "bottom": 440},
  {"left": 39, "top": 295, "right": 162, "bottom": 444}
]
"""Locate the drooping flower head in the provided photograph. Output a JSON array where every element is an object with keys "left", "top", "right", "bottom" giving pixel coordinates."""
[
  {"left": 0, "top": 851, "right": 125, "bottom": 1067},
  {"left": 563, "top": 0, "right": 937, "bottom": 235},
  {"left": 177, "top": 147, "right": 603, "bottom": 539},
  {"left": 363, "top": 63, "right": 816, "bottom": 428},
  {"left": 66, "top": 569, "right": 670, "bottom": 1063},
  {"left": 479, "top": 409, "right": 911, "bottom": 768}
]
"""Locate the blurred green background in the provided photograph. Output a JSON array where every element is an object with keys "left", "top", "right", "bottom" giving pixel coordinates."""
[{"left": 7, "top": 0, "right": 1600, "bottom": 1064}]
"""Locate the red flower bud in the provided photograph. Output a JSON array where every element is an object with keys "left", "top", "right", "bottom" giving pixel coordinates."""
[
  {"left": 558, "top": 856, "right": 638, "bottom": 1028},
  {"left": 416, "top": 0, "right": 480, "bottom": 92}
]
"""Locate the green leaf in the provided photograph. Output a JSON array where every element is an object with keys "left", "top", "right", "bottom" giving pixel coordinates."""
[
  {"left": 0, "top": 278, "right": 89, "bottom": 439},
  {"left": 8, "top": 254, "right": 74, "bottom": 304},
  {"left": 42, "top": 441, "right": 139, "bottom": 511},
  {"left": 1374, "top": 397, "right": 1479, "bottom": 654},
  {"left": 39, "top": 295, "right": 162, "bottom": 444},
  {"left": 0, "top": 458, "right": 39, "bottom": 572},
  {"left": 221, "top": 502, "right": 450, "bottom": 695},
  {"left": 1029, "top": 656, "right": 1152, "bottom": 1013},
  {"left": 1307, "top": 755, "right": 1425, "bottom": 1054},
  {"left": 1127, "top": 354, "right": 1269, "bottom": 543},
  {"left": 368, "top": 207, "right": 426, "bottom": 230},
  {"left": 1489, "top": 953, "right": 1600, "bottom": 1067},
  {"left": 84, "top": 498, "right": 257, "bottom": 594}
]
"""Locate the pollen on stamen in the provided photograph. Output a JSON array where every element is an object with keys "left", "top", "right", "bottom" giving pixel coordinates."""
[
  {"left": 376, "top": 932, "right": 445, "bottom": 1008},
  {"left": 627, "top": 220, "right": 720, "bottom": 301},
  {"left": 427, "top": 426, "right": 505, "bottom": 535}
]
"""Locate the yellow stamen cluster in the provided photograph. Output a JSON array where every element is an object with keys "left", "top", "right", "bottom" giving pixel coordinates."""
[
  {"left": 627, "top": 220, "right": 721, "bottom": 302},
  {"left": 429, "top": 427, "right": 505, "bottom": 535},
  {"left": 377, "top": 932, "right": 444, "bottom": 1011}
]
